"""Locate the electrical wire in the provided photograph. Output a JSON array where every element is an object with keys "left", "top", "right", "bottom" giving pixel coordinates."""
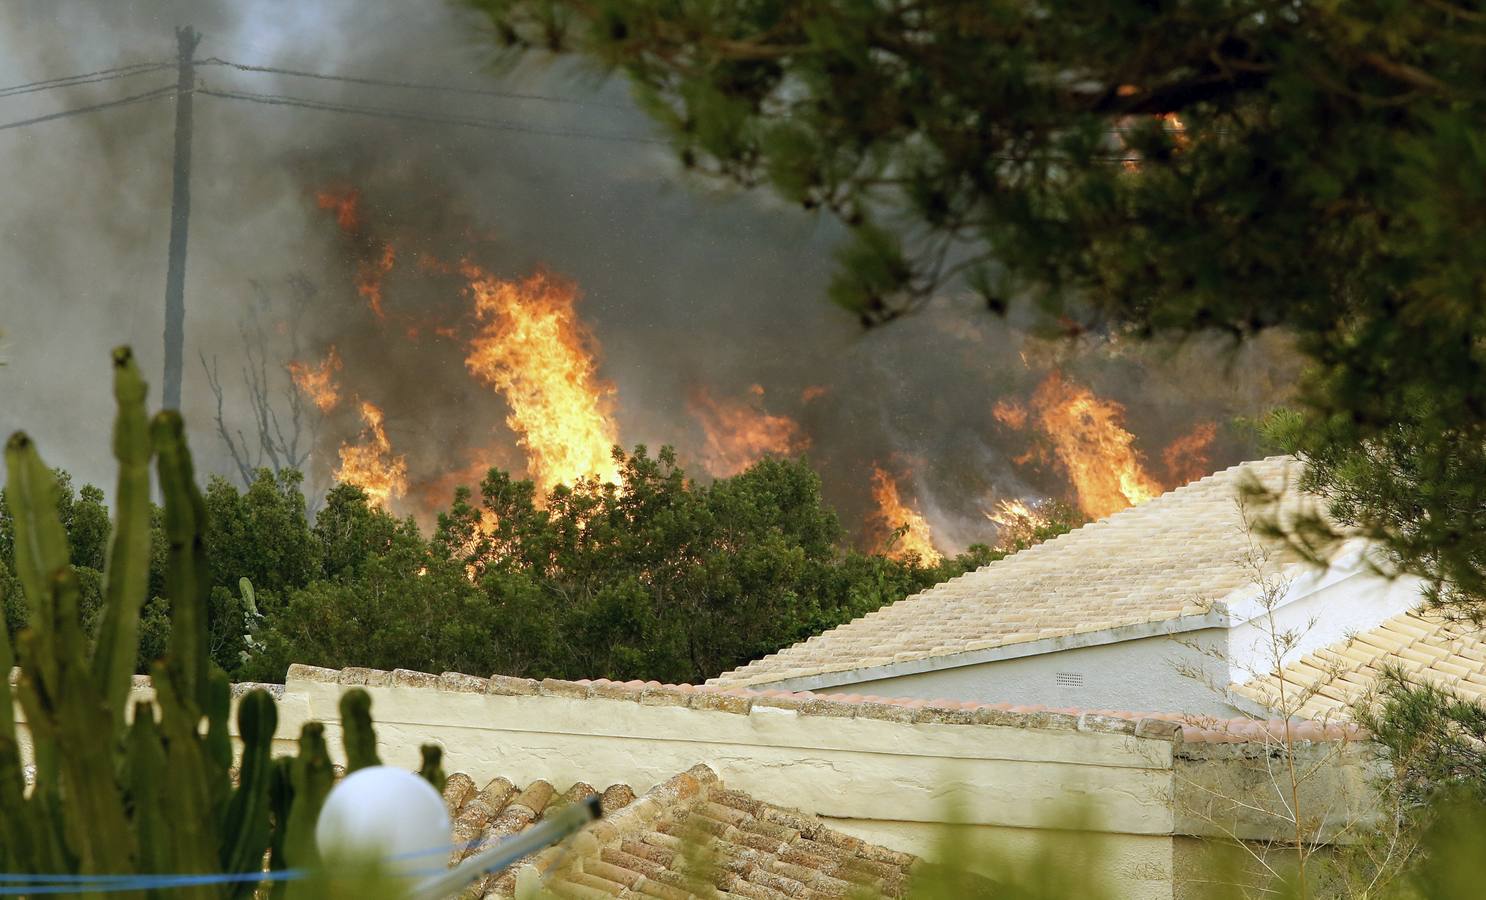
[
  {"left": 197, "top": 86, "right": 664, "bottom": 145},
  {"left": 0, "top": 61, "right": 173, "bottom": 98},
  {"left": 201, "top": 56, "right": 619, "bottom": 108},
  {"left": 0, "top": 84, "right": 177, "bottom": 134}
]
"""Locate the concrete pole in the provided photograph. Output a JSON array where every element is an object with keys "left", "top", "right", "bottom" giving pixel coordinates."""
[{"left": 162, "top": 25, "right": 200, "bottom": 411}]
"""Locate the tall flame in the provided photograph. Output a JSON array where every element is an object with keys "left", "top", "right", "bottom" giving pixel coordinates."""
[
  {"left": 1030, "top": 372, "right": 1163, "bottom": 521},
  {"left": 336, "top": 401, "right": 409, "bottom": 511},
  {"left": 870, "top": 466, "right": 942, "bottom": 565},
  {"left": 462, "top": 261, "right": 621, "bottom": 494},
  {"left": 287, "top": 345, "right": 343, "bottom": 413},
  {"left": 688, "top": 384, "right": 809, "bottom": 478}
]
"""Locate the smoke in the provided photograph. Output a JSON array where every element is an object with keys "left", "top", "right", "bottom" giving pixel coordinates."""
[{"left": 0, "top": 0, "right": 1302, "bottom": 553}]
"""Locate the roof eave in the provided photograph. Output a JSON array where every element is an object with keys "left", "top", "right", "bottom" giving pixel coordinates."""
[{"left": 742, "top": 608, "right": 1233, "bottom": 693}]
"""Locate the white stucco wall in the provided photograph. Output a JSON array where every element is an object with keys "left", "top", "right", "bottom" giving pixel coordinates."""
[
  {"left": 1224, "top": 551, "right": 1425, "bottom": 687},
  {"left": 787, "top": 551, "right": 1423, "bottom": 717},
  {"left": 11, "top": 667, "right": 1379, "bottom": 900},
  {"left": 814, "top": 630, "right": 1243, "bottom": 716}
]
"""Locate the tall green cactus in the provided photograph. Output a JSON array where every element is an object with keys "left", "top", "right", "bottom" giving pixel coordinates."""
[{"left": 0, "top": 347, "right": 439, "bottom": 897}]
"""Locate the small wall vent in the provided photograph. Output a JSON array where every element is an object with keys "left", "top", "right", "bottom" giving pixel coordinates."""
[{"left": 1055, "top": 671, "right": 1084, "bottom": 688}]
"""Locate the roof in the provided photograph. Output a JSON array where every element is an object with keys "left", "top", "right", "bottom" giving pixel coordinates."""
[
  {"left": 286, "top": 664, "right": 1366, "bottom": 746},
  {"left": 712, "top": 457, "right": 1320, "bottom": 690},
  {"left": 1232, "top": 609, "right": 1486, "bottom": 720},
  {"left": 441, "top": 763, "right": 919, "bottom": 899}
]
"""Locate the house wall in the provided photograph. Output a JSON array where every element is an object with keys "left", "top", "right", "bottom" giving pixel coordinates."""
[
  {"left": 12, "top": 667, "right": 1379, "bottom": 900},
  {"left": 789, "top": 558, "right": 1423, "bottom": 717},
  {"left": 1224, "top": 560, "right": 1425, "bottom": 688},
  {"left": 813, "top": 630, "right": 1243, "bottom": 717}
]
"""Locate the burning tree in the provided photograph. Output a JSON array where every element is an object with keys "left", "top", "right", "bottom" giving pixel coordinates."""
[{"left": 469, "top": 1, "right": 1486, "bottom": 621}]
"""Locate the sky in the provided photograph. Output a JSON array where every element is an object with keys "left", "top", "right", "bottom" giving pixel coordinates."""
[{"left": 0, "top": 0, "right": 1301, "bottom": 553}]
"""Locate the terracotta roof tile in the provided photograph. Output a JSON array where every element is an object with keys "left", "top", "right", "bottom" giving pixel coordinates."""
[
  {"left": 711, "top": 457, "right": 1322, "bottom": 688},
  {"left": 449, "top": 765, "right": 918, "bottom": 900},
  {"left": 283, "top": 664, "right": 1360, "bottom": 746}
]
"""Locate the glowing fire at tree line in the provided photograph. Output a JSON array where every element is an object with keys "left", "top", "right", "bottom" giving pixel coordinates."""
[{"left": 295, "top": 183, "right": 1218, "bottom": 563}]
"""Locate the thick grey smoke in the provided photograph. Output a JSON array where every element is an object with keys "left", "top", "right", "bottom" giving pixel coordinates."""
[{"left": 0, "top": 0, "right": 1299, "bottom": 552}]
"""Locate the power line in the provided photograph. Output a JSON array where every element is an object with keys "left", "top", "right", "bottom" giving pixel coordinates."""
[
  {"left": 0, "top": 84, "right": 177, "bottom": 134},
  {"left": 197, "top": 87, "right": 664, "bottom": 145},
  {"left": 0, "top": 64, "right": 174, "bottom": 100},
  {"left": 0, "top": 60, "right": 172, "bottom": 97},
  {"left": 201, "top": 56, "right": 620, "bottom": 109}
]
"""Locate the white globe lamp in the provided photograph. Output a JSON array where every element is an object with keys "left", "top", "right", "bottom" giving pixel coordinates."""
[{"left": 316, "top": 765, "right": 452, "bottom": 875}]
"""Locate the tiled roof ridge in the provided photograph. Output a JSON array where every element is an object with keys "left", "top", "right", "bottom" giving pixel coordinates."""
[
  {"left": 710, "top": 456, "right": 1307, "bottom": 689},
  {"left": 282, "top": 663, "right": 1366, "bottom": 745}
]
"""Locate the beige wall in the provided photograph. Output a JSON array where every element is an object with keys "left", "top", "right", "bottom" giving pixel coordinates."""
[{"left": 12, "top": 667, "right": 1381, "bottom": 900}]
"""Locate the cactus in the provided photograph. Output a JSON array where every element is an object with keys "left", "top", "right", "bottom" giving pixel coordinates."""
[
  {"left": 418, "top": 744, "right": 448, "bottom": 795},
  {"left": 341, "top": 688, "right": 382, "bottom": 774},
  {"left": 0, "top": 348, "right": 436, "bottom": 896}
]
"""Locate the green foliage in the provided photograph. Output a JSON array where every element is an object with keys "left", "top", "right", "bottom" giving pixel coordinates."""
[
  {"left": 247, "top": 448, "right": 992, "bottom": 685},
  {"left": 1356, "top": 667, "right": 1486, "bottom": 810},
  {"left": 467, "top": 0, "right": 1486, "bottom": 617},
  {"left": 3, "top": 435, "right": 1031, "bottom": 690},
  {"left": 1264, "top": 407, "right": 1486, "bottom": 620},
  {"left": 0, "top": 347, "right": 441, "bottom": 896}
]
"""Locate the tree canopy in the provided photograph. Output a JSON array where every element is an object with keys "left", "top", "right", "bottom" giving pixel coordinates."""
[
  {"left": 2, "top": 451, "right": 1044, "bottom": 685},
  {"left": 467, "top": 0, "right": 1486, "bottom": 613}
]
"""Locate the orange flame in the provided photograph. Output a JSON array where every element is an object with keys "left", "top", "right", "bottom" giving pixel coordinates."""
[
  {"left": 336, "top": 401, "right": 409, "bottom": 511},
  {"left": 1162, "top": 420, "right": 1217, "bottom": 487},
  {"left": 454, "top": 509, "right": 500, "bottom": 581},
  {"left": 986, "top": 498, "right": 1041, "bottom": 527},
  {"left": 286, "top": 346, "right": 343, "bottom": 413},
  {"left": 315, "top": 186, "right": 360, "bottom": 231},
  {"left": 356, "top": 242, "right": 396, "bottom": 319},
  {"left": 985, "top": 498, "right": 1055, "bottom": 550},
  {"left": 688, "top": 385, "right": 809, "bottom": 478},
  {"left": 1030, "top": 372, "right": 1162, "bottom": 521},
  {"left": 870, "top": 466, "right": 942, "bottom": 565},
  {"left": 462, "top": 261, "right": 621, "bottom": 494},
  {"left": 993, "top": 399, "right": 1029, "bottom": 430}
]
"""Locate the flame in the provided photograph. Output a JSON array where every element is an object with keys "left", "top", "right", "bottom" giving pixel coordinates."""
[
  {"left": 1162, "top": 420, "right": 1217, "bottom": 487},
  {"left": 315, "top": 185, "right": 394, "bottom": 318},
  {"left": 355, "top": 242, "right": 396, "bottom": 319},
  {"left": 688, "top": 385, "right": 809, "bottom": 478},
  {"left": 336, "top": 401, "right": 409, "bottom": 511},
  {"left": 870, "top": 466, "right": 942, "bottom": 565},
  {"left": 454, "top": 509, "right": 500, "bottom": 581},
  {"left": 985, "top": 497, "right": 1056, "bottom": 550},
  {"left": 462, "top": 261, "right": 620, "bottom": 494},
  {"left": 1029, "top": 372, "right": 1163, "bottom": 521},
  {"left": 986, "top": 498, "right": 1041, "bottom": 527},
  {"left": 993, "top": 400, "right": 1028, "bottom": 430},
  {"left": 286, "top": 346, "right": 343, "bottom": 413},
  {"left": 315, "top": 186, "right": 360, "bottom": 231},
  {"left": 800, "top": 385, "right": 828, "bottom": 404}
]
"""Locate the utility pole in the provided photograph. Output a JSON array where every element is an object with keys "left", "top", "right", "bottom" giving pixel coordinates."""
[{"left": 162, "top": 25, "right": 200, "bottom": 411}]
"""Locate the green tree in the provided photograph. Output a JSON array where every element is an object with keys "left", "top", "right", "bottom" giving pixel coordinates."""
[
  {"left": 467, "top": 0, "right": 1486, "bottom": 614},
  {"left": 250, "top": 449, "right": 998, "bottom": 684},
  {"left": 204, "top": 468, "right": 319, "bottom": 604}
]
